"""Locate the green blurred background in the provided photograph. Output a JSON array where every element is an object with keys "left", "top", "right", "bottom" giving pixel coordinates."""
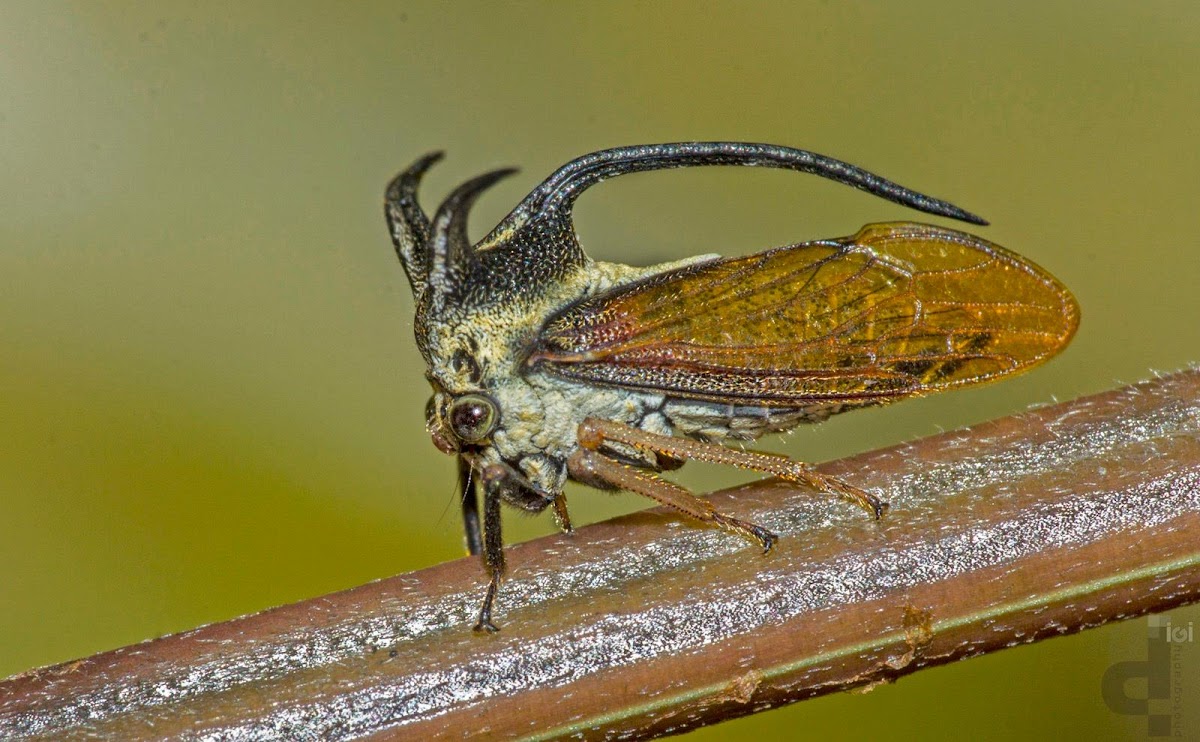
[{"left": 2, "top": 2, "right": 1198, "bottom": 739}]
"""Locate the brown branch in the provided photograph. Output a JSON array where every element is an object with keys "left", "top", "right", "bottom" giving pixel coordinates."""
[{"left": 3, "top": 370, "right": 1200, "bottom": 740}]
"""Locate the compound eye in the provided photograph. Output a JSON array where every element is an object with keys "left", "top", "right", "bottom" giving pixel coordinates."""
[{"left": 447, "top": 393, "right": 499, "bottom": 443}]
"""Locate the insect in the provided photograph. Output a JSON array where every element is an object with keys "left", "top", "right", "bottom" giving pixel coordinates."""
[{"left": 384, "top": 142, "right": 1079, "bottom": 632}]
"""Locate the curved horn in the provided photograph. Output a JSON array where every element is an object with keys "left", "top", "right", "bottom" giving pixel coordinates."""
[
  {"left": 384, "top": 151, "right": 444, "bottom": 296},
  {"left": 477, "top": 142, "right": 986, "bottom": 250},
  {"left": 426, "top": 167, "right": 518, "bottom": 312}
]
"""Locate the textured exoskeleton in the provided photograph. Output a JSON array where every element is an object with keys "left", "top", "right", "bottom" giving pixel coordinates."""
[{"left": 384, "top": 142, "right": 1078, "bottom": 631}]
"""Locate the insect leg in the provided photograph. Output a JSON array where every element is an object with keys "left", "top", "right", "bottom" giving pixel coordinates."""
[
  {"left": 567, "top": 448, "right": 776, "bottom": 552},
  {"left": 577, "top": 417, "right": 887, "bottom": 519},
  {"left": 552, "top": 493, "right": 573, "bottom": 534},
  {"left": 473, "top": 466, "right": 507, "bottom": 633},
  {"left": 458, "top": 455, "right": 483, "bottom": 556}
]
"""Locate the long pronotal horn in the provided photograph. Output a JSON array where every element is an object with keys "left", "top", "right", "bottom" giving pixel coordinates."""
[
  {"left": 385, "top": 150, "right": 444, "bottom": 296},
  {"left": 425, "top": 167, "right": 519, "bottom": 312},
  {"left": 477, "top": 141, "right": 987, "bottom": 253}
]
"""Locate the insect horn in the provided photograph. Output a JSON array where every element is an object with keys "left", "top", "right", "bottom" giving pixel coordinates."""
[
  {"left": 476, "top": 142, "right": 987, "bottom": 254},
  {"left": 425, "top": 166, "right": 519, "bottom": 313},
  {"left": 384, "top": 150, "right": 445, "bottom": 296}
]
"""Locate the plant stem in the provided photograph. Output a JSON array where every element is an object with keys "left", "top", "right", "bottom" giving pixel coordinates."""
[{"left": 3, "top": 370, "right": 1200, "bottom": 740}]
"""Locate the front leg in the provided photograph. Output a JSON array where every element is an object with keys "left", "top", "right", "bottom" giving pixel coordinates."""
[
  {"left": 458, "top": 455, "right": 482, "bottom": 556},
  {"left": 474, "top": 465, "right": 507, "bottom": 633}
]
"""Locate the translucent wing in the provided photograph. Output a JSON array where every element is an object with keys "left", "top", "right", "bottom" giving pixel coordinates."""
[{"left": 531, "top": 223, "right": 1079, "bottom": 406}]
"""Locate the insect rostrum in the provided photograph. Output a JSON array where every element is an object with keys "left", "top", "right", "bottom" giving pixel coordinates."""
[{"left": 384, "top": 142, "right": 1079, "bottom": 632}]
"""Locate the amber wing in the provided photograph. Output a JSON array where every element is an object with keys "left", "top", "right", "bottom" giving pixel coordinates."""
[{"left": 531, "top": 223, "right": 1079, "bottom": 406}]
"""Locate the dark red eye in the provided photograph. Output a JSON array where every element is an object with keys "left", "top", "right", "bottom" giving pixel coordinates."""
[{"left": 448, "top": 394, "right": 498, "bottom": 443}]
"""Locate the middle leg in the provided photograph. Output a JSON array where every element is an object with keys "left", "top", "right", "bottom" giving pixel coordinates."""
[{"left": 567, "top": 447, "right": 776, "bottom": 551}]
